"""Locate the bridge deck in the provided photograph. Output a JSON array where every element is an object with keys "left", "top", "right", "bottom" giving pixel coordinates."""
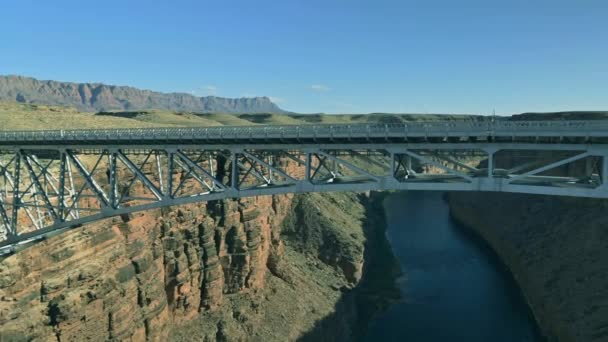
[{"left": 0, "top": 120, "right": 607, "bottom": 146}]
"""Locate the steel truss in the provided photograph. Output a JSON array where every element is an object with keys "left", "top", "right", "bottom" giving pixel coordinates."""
[{"left": 1, "top": 142, "right": 607, "bottom": 250}]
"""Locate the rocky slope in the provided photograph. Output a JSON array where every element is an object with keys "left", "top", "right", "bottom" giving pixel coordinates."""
[
  {"left": 448, "top": 193, "right": 608, "bottom": 342},
  {"left": 0, "top": 75, "right": 285, "bottom": 114}
]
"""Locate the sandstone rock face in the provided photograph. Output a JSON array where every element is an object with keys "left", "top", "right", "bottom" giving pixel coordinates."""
[
  {"left": 0, "top": 193, "right": 293, "bottom": 341},
  {"left": 448, "top": 193, "right": 608, "bottom": 342}
]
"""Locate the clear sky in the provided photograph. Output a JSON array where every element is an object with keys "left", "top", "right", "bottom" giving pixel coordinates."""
[{"left": 0, "top": 0, "right": 606, "bottom": 114}]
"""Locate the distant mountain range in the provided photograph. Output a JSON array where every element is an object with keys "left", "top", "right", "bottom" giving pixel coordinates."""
[{"left": 0, "top": 75, "right": 286, "bottom": 114}]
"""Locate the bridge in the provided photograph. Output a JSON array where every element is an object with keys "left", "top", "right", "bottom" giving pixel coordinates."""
[{"left": 1, "top": 120, "right": 608, "bottom": 251}]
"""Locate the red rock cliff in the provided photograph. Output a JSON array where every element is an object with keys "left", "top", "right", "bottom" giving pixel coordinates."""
[{"left": 0, "top": 191, "right": 295, "bottom": 341}]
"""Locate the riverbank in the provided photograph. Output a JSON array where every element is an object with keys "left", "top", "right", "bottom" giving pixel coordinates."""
[{"left": 448, "top": 192, "right": 608, "bottom": 342}]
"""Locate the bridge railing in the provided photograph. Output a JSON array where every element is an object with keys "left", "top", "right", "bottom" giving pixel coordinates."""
[{"left": 0, "top": 120, "right": 608, "bottom": 142}]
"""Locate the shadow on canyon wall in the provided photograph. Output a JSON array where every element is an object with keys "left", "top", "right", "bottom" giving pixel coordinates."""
[{"left": 298, "top": 192, "right": 402, "bottom": 342}]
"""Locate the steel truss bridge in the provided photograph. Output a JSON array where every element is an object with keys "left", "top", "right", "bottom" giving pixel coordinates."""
[{"left": 1, "top": 120, "right": 608, "bottom": 251}]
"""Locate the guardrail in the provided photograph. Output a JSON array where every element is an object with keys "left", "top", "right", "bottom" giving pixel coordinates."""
[{"left": 0, "top": 120, "right": 607, "bottom": 143}]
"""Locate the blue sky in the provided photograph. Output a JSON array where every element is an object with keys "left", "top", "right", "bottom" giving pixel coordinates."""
[{"left": 0, "top": 0, "right": 606, "bottom": 114}]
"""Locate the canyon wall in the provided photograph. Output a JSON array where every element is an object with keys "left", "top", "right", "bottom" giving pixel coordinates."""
[
  {"left": 0, "top": 193, "right": 293, "bottom": 341},
  {"left": 0, "top": 188, "right": 379, "bottom": 341},
  {"left": 448, "top": 192, "right": 608, "bottom": 342}
]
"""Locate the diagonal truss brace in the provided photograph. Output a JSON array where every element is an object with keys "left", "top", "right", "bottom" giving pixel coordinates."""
[
  {"left": 241, "top": 151, "right": 297, "bottom": 183},
  {"left": 350, "top": 150, "right": 391, "bottom": 171},
  {"left": 393, "top": 154, "right": 416, "bottom": 178},
  {"left": 507, "top": 151, "right": 591, "bottom": 183},
  {"left": 0, "top": 198, "right": 11, "bottom": 236},
  {"left": 432, "top": 153, "right": 478, "bottom": 172},
  {"left": 401, "top": 150, "right": 474, "bottom": 182},
  {"left": 237, "top": 157, "right": 270, "bottom": 186},
  {"left": 116, "top": 150, "right": 163, "bottom": 200},
  {"left": 317, "top": 151, "right": 381, "bottom": 181},
  {"left": 30, "top": 155, "right": 76, "bottom": 221},
  {"left": 175, "top": 150, "right": 227, "bottom": 192},
  {"left": 310, "top": 154, "right": 331, "bottom": 181},
  {"left": 22, "top": 153, "right": 59, "bottom": 222},
  {"left": 66, "top": 150, "right": 110, "bottom": 207}
]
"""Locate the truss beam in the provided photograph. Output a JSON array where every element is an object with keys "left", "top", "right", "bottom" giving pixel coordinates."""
[{"left": 0, "top": 142, "right": 607, "bottom": 250}]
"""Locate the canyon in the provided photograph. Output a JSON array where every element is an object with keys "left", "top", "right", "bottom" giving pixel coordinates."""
[
  {"left": 0, "top": 99, "right": 606, "bottom": 341},
  {"left": 0, "top": 189, "right": 385, "bottom": 341},
  {"left": 0, "top": 154, "right": 396, "bottom": 341}
]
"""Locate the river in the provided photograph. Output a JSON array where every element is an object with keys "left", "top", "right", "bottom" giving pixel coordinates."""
[{"left": 364, "top": 192, "right": 543, "bottom": 341}]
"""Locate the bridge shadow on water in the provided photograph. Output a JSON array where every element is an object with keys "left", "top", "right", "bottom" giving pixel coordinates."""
[{"left": 297, "top": 192, "right": 401, "bottom": 342}]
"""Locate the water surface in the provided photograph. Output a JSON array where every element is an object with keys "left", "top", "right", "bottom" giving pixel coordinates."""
[{"left": 365, "top": 192, "right": 542, "bottom": 341}]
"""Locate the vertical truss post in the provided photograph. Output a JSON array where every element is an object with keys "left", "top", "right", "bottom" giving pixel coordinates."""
[
  {"left": 585, "top": 157, "right": 594, "bottom": 178},
  {"left": 167, "top": 151, "right": 174, "bottom": 199},
  {"left": 0, "top": 199, "right": 10, "bottom": 237},
  {"left": 305, "top": 152, "right": 312, "bottom": 181},
  {"left": 0, "top": 152, "right": 11, "bottom": 235},
  {"left": 602, "top": 152, "right": 608, "bottom": 190},
  {"left": 156, "top": 151, "right": 165, "bottom": 194},
  {"left": 268, "top": 154, "right": 274, "bottom": 183},
  {"left": 65, "top": 155, "right": 79, "bottom": 219},
  {"left": 58, "top": 150, "right": 66, "bottom": 222},
  {"left": 231, "top": 152, "right": 239, "bottom": 190},
  {"left": 108, "top": 151, "right": 117, "bottom": 208},
  {"left": 390, "top": 152, "right": 396, "bottom": 179},
  {"left": 486, "top": 148, "right": 496, "bottom": 177},
  {"left": 208, "top": 153, "right": 215, "bottom": 178},
  {"left": 331, "top": 158, "right": 338, "bottom": 177},
  {"left": 10, "top": 152, "right": 21, "bottom": 237}
]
